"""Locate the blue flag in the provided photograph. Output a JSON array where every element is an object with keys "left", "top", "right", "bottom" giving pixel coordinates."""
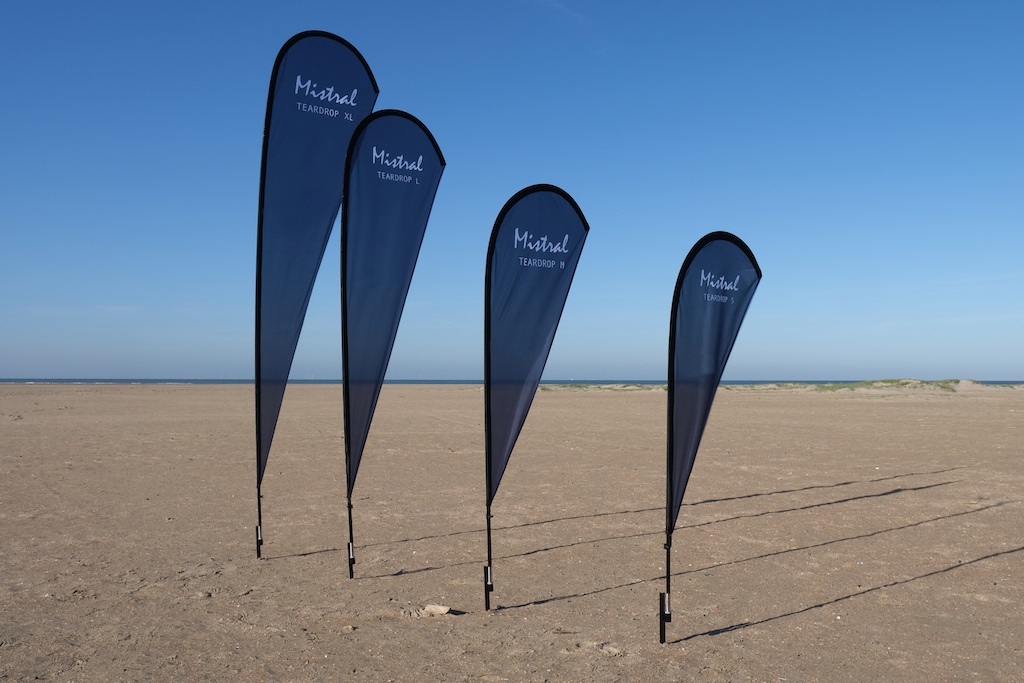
[
  {"left": 255, "top": 32, "right": 377, "bottom": 487},
  {"left": 485, "top": 185, "right": 589, "bottom": 504},
  {"left": 668, "top": 232, "right": 761, "bottom": 532},
  {"left": 341, "top": 110, "right": 445, "bottom": 496}
]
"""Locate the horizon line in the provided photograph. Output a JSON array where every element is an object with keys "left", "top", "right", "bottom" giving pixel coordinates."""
[{"left": 2, "top": 378, "right": 1021, "bottom": 386}]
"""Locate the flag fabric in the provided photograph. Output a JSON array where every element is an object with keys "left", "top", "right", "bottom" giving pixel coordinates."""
[
  {"left": 485, "top": 185, "right": 589, "bottom": 504},
  {"left": 256, "top": 31, "right": 377, "bottom": 486},
  {"left": 341, "top": 110, "right": 445, "bottom": 496},
  {"left": 667, "top": 232, "right": 761, "bottom": 531}
]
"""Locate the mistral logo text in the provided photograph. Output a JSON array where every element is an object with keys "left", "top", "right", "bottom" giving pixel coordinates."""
[
  {"left": 373, "top": 146, "right": 424, "bottom": 184},
  {"left": 514, "top": 228, "right": 570, "bottom": 270},
  {"left": 294, "top": 75, "right": 358, "bottom": 120},
  {"left": 700, "top": 269, "right": 740, "bottom": 291},
  {"left": 700, "top": 269, "right": 740, "bottom": 303}
]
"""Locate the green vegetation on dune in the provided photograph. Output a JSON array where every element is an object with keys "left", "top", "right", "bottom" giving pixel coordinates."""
[
  {"left": 539, "top": 384, "right": 590, "bottom": 391},
  {"left": 813, "top": 379, "right": 960, "bottom": 392},
  {"left": 530, "top": 380, "right": 981, "bottom": 393}
]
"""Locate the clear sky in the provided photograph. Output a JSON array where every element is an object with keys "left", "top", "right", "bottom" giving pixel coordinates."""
[{"left": 1, "top": 1, "right": 1021, "bottom": 381}]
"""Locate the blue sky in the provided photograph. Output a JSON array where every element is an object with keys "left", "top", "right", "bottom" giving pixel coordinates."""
[{"left": 1, "top": 1, "right": 1021, "bottom": 381}]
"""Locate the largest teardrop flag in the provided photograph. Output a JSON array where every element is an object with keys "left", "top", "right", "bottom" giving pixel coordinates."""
[
  {"left": 483, "top": 184, "right": 589, "bottom": 608},
  {"left": 341, "top": 110, "right": 445, "bottom": 577},
  {"left": 660, "top": 231, "right": 761, "bottom": 643},
  {"left": 255, "top": 31, "right": 378, "bottom": 557}
]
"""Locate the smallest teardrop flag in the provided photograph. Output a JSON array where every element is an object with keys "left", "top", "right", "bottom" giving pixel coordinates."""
[
  {"left": 661, "top": 231, "right": 760, "bottom": 642},
  {"left": 668, "top": 231, "right": 761, "bottom": 532}
]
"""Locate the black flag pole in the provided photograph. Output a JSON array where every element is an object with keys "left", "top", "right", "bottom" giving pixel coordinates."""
[
  {"left": 255, "top": 342, "right": 264, "bottom": 558},
  {"left": 661, "top": 246, "right": 682, "bottom": 643},
  {"left": 255, "top": 381, "right": 263, "bottom": 558},
  {"left": 661, "top": 382, "right": 674, "bottom": 643},
  {"left": 484, "top": 367, "right": 495, "bottom": 608},
  {"left": 484, "top": 504, "right": 494, "bottom": 609},
  {"left": 343, "top": 341, "right": 356, "bottom": 578},
  {"left": 256, "top": 485, "right": 264, "bottom": 558},
  {"left": 346, "top": 496, "right": 356, "bottom": 578},
  {"left": 661, "top": 231, "right": 761, "bottom": 643},
  {"left": 343, "top": 349, "right": 356, "bottom": 578},
  {"left": 483, "top": 247, "right": 495, "bottom": 610},
  {"left": 660, "top": 531, "right": 672, "bottom": 643}
]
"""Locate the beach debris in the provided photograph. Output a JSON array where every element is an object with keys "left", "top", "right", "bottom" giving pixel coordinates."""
[
  {"left": 402, "top": 603, "right": 452, "bottom": 618},
  {"left": 419, "top": 604, "right": 451, "bottom": 617}
]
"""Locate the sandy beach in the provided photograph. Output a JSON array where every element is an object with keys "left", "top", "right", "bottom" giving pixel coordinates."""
[{"left": 1, "top": 381, "right": 1022, "bottom": 681}]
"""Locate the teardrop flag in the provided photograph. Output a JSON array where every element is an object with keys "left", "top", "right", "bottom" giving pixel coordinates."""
[
  {"left": 661, "top": 231, "right": 761, "bottom": 642},
  {"left": 483, "top": 184, "right": 589, "bottom": 607},
  {"left": 341, "top": 110, "right": 445, "bottom": 576},
  {"left": 255, "top": 31, "right": 378, "bottom": 557}
]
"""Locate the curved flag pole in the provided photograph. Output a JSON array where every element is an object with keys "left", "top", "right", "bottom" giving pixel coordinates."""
[
  {"left": 254, "top": 31, "right": 378, "bottom": 558},
  {"left": 482, "top": 184, "right": 589, "bottom": 608},
  {"left": 661, "top": 231, "right": 761, "bottom": 642},
  {"left": 340, "top": 110, "right": 446, "bottom": 577}
]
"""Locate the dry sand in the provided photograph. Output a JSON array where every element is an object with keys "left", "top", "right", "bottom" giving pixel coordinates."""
[{"left": 1, "top": 381, "right": 1022, "bottom": 681}]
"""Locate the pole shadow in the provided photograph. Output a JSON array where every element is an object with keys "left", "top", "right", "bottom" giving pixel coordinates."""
[
  {"left": 355, "top": 466, "right": 966, "bottom": 551},
  {"left": 495, "top": 502, "right": 1010, "bottom": 610},
  {"left": 688, "top": 465, "right": 966, "bottom": 506},
  {"left": 262, "top": 469, "right": 967, "bottom": 571},
  {"left": 679, "top": 480, "right": 958, "bottom": 531},
  {"left": 357, "top": 506, "right": 661, "bottom": 550},
  {"left": 369, "top": 485, "right": 982, "bottom": 585},
  {"left": 264, "top": 546, "right": 340, "bottom": 561},
  {"left": 674, "top": 542, "right": 1024, "bottom": 643}
]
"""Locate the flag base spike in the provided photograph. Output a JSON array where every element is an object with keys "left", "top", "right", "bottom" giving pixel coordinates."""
[
  {"left": 256, "top": 524, "right": 263, "bottom": 559},
  {"left": 659, "top": 592, "right": 672, "bottom": 643},
  {"left": 484, "top": 565, "right": 494, "bottom": 610},
  {"left": 348, "top": 541, "right": 356, "bottom": 579}
]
